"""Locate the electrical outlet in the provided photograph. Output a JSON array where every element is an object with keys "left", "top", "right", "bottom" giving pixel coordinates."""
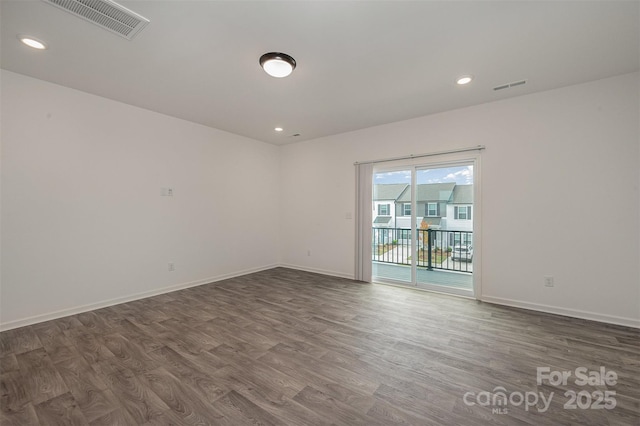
[
  {"left": 544, "top": 276, "right": 554, "bottom": 287},
  {"left": 168, "top": 262, "right": 175, "bottom": 272}
]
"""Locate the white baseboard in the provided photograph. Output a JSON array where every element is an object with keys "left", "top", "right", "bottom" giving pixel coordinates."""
[
  {"left": 4, "top": 265, "right": 637, "bottom": 331},
  {"left": 481, "top": 295, "right": 640, "bottom": 329},
  {"left": 0, "top": 263, "right": 279, "bottom": 332},
  {"left": 278, "top": 263, "right": 355, "bottom": 281}
]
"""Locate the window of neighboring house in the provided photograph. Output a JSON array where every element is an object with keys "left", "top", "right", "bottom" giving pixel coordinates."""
[
  {"left": 378, "top": 204, "right": 390, "bottom": 216},
  {"left": 455, "top": 205, "right": 472, "bottom": 220},
  {"left": 427, "top": 203, "right": 438, "bottom": 217},
  {"left": 403, "top": 203, "right": 411, "bottom": 216}
]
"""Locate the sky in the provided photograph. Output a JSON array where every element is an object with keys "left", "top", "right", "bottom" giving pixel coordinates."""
[{"left": 374, "top": 165, "right": 473, "bottom": 185}]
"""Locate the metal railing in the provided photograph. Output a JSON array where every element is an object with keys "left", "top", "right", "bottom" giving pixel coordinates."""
[{"left": 372, "top": 227, "right": 473, "bottom": 273}]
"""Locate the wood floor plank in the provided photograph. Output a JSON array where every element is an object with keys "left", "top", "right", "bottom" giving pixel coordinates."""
[
  {"left": 373, "top": 383, "right": 460, "bottom": 424},
  {"left": 320, "top": 346, "right": 456, "bottom": 408},
  {"left": 256, "top": 347, "right": 378, "bottom": 413},
  {"left": 33, "top": 321, "right": 78, "bottom": 365},
  {"left": 101, "top": 333, "right": 160, "bottom": 375},
  {"left": 367, "top": 398, "right": 449, "bottom": 426},
  {"left": 0, "top": 402, "right": 39, "bottom": 426},
  {"left": 292, "top": 385, "right": 382, "bottom": 426},
  {"left": 0, "top": 354, "right": 19, "bottom": 374},
  {"left": 88, "top": 405, "right": 138, "bottom": 426},
  {"left": 33, "top": 392, "right": 88, "bottom": 426},
  {"left": 63, "top": 328, "right": 116, "bottom": 365},
  {"left": 92, "top": 358, "right": 170, "bottom": 424},
  {"left": 146, "top": 346, "right": 226, "bottom": 403},
  {"left": 156, "top": 318, "right": 222, "bottom": 354},
  {"left": 76, "top": 311, "right": 112, "bottom": 334},
  {"left": 75, "top": 388, "right": 124, "bottom": 424},
  {"left": 265, "top": 342, "right": 380, "bottom": 395},
  {"left": 212, "top": 390, "right": 284, "bottom": 426},
  {"left": 111, "top": 299, "right": 171, "bottom": 326},
  {"left": 0, "top": 267, "right": 638, "bottom": 425},
  {"left": 54, "top": 316, "right": 84, "bottom": 332},
  {"left": 114, "top": 319, "right": 165, "bottom": 353},
  {"left": 210, "top": 343, "right": 306, "bottom": 399},
  {"left": 0, "top": 327, "right": 42, "bottom": 357},
  {"left": 16, "top": 348, "right": 69, "bottom": 405},
  {"left": 1, "top": 370, "right": 29, "bottom": 413},
  {"left": 54, "top": 355, "right": 111, "bottom": 422},
  {"left": 200, "top": 317, "right": 278, "bottom": 353},
  {"left": 140, "top": 367, "right": 228, "bottom": 425}
]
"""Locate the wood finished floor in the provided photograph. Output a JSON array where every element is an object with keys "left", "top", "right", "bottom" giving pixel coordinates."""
[{"left": 1, "top": 268, "right": 638, "bottom": 425}]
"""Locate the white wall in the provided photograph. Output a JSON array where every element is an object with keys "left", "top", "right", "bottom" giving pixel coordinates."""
[
  {"left": 280, "top": 72, "right": 640, "bottom": 327},
  {"left": 1, "top": 70, "right": 280, "bottom": 329},
  {"left": 2, "top": 70, "right": 638, "bottom": 329}
]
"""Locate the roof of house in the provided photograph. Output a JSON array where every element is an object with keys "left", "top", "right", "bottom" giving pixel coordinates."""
[
  {"left": 451, "top": 185, "right": 473, "bottom": 204},
  {"left": 397, "top": 183, "right": 456, "bottom": 202},
  {"left": 373, "top": 184, "right": 409, "bottom": 201},
  {"left": 373, "top": 216, "right": 392, "bottom": 224}
]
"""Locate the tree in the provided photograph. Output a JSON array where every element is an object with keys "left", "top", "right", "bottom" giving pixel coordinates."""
[{"left": 419, "top": 218, "right": 429, "bottom": 249}]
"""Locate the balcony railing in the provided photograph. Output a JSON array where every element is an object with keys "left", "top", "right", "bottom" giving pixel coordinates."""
[{"left": 372, "top": 227, "right": 473, "bottom": 273}]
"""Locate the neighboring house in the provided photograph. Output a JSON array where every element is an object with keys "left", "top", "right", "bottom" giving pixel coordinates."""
[
  {"left": 447, "top": 184, "right": 473, "bottom": 247},
  {"left": 373, "top": 182, "right": 473, "bottom": 248},
  {"left": 395, "top": 183, "right": 456, "bottom": 230},
  {"left": 447, "top": 184, "right": 473, "bottom": 232},
  {"left": 372, "top": 184, "right": 409, "bottom": 244},
  {"left": 372, "top": 184, "right": 409, "bottom": 229}
]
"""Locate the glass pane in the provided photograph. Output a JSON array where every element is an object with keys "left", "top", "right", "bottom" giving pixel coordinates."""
[
  {"left": 372, "top": 169, "right": 412, "bottom": 283},
  {"left": 415, "top": 164, "right": 474, "bottom": 291},
  {"left": 372, "top": 163, "right": 475, "bottom": 296}
]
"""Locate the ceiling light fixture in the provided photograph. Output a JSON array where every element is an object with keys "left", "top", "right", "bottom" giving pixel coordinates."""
[
  {"left": 456, "top": 75, "right": 474, "bottom": 85},
  {"left": 18, "top": 35, "right": 47, "bottom": 50},
  {"left": 260, "top": 52, "right": 296, "bottom": 78},
  {"left": 274, "top": 127, "right": 284, "bottom": 132}
]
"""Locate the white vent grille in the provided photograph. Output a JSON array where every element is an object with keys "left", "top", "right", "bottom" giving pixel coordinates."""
[
  {"left": 42, "top": 0, "right": 149, "bottom": 40},
  {"left": 493, "top": 80, "right": 527, "bottom": 91}
]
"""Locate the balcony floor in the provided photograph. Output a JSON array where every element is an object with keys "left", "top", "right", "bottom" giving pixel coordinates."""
[{"left": 372, "top": 262, "right": 473, "bottom": 291}]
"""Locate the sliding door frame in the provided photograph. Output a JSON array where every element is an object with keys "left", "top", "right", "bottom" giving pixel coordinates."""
[{"left": 370, "top": 152, "right": 482, "bottom": 299}]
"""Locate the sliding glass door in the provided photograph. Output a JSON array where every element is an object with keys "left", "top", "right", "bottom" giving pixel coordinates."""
[
  {"left": 372, "top": 169, "right": 413, "bottom": 284},
  {"left": 371, "top": 161, "right": 476, "bottom": 297}
]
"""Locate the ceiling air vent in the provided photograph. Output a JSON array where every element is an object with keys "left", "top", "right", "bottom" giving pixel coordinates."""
[
  {"left": 493, "top": 80, "right": 527, "bottom": 91},
  {"left": 42, "top": 0, "right": 150, "bottom": 40}
]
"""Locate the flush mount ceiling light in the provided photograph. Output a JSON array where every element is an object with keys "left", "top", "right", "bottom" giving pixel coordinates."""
[
  {"left": 260, "top": 52, "right": 296, "bottom": 78},
  {"left": 18, "top": 35, "right": 47, "bottom": 50},
  {"left": 274, "top": 127, "right": 284, "bottom": 132},
  {"left": 456, "top": 75, "right": 474, "bottom": 85}
]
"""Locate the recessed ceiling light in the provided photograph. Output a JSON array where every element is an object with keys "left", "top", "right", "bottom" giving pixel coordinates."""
[
  {"left": 456, "top": 75, "right": 474, "bottom": 85},
  {"left": 18, "top": 35, "right": 47, "bottom": 50},
  {"left": 260, "top": 52, "right": 296, "bottom": 78},
  {"left": 274, "top": 127, "right": 284, "bottom": 132}
]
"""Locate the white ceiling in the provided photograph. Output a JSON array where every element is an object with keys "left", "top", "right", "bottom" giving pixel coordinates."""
[{"left": 2, "top": 1, "right": 638, "bottom": 145}]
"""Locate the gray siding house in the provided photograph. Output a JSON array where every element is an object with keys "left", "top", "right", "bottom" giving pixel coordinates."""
[
  {"left": 395, "top": 183, "right": 456, "bottom": 229},
  {"left": 373, "top": 183, "right": 474, "bottom": 244},
  {"left": 372, "top": 184, "right": 409, "bottom": 228}
]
